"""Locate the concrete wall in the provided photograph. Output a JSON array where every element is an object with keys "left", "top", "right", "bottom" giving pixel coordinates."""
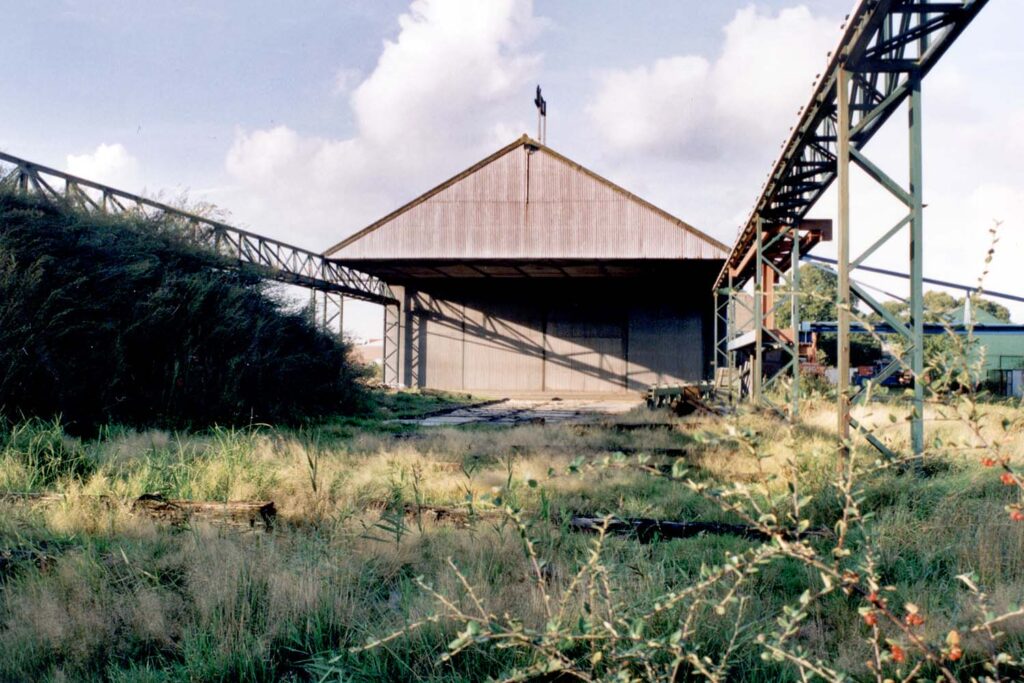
[{"left": 396, "top": 263, "right": 717, "bottom": 394}]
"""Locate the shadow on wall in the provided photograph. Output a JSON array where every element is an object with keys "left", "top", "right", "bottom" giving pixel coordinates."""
[{"left": 400, "top": 284, "right": 707, "bottom": 393}]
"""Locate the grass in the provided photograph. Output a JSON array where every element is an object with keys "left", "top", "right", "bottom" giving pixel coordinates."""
[{"left": 0, "top": 393, "right": 1022, "bottom": 681}]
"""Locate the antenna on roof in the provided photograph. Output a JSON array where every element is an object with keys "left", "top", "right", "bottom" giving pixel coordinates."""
[{"left": 534, "top": 85, "right": 547, "bottom": 144}]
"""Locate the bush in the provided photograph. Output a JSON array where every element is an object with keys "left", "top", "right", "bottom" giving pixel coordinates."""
[{"left": 0, "top": 190, "right": 367, "bottom": 431}]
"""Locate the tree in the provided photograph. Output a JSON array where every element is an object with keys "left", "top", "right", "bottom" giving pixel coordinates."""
[
  {"left": 971, "top": 297, "right": 1011, "bottom": 322},
  {"left": 778, "top": 264, "right": 881, "bottom": 366},
  {"left": 778, "top": 264, "right": 836, "bottom": 327}
]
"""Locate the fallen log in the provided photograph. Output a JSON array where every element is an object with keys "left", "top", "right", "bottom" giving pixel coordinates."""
[
  {"left": 510, "top": 444, "right": 689, "bottom": 458},
  {"left": 365, "top": 500, "right": 506, "bottom": 526},
  {"left": 572, "top": 422, "right": 677, "bottom": 433},
  {"left": 569, "top": 515, "right": 817, "bottom": 544},
  {"left": 132, "top": 494, "right": 276, "bottom": 531},
  {"left": 0, "top": 491, "right": 100, "bottom": 504},
  {"left": 1, "top": 491, "right": 276, "bottom": 531}
]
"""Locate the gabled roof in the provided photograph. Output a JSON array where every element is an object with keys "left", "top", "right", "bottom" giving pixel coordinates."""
[
  {"left": 948, "top": 304, "right": 1006, "bottom": 326},
  {"left": 325, "top": 135, "right": 727, "bottom": 261}
]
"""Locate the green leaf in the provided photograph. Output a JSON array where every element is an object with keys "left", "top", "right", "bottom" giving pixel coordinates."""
[{"left": 671, "top": 460, "right": 688, "bottom": 479}]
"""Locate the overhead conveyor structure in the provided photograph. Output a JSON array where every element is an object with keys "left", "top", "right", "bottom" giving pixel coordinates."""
[
  {"left": 713, "top": 0, "right": 992, "bottom": 457},
  {"left": 0, "top": 151, "right": 397, "bottom": 339},
  {"left": 0, "top": 0, "right": 1004, "bottom": 428}
]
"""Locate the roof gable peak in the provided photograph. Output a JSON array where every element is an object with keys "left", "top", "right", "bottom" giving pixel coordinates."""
[{"left": 325, "top": 137, "right": 727, "bottom": 260}]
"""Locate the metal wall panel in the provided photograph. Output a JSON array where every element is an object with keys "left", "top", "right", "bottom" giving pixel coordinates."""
[
  {"left": 331, "top": 141, "right": 727, "bottom": 261},
  {"left": 409, "top": 292, "right": 464, "bottom": 390},
  {"left": 544, "top": 304, "right": 627, "bottom": 393},
  {"left": 626, "top": 303, "right": 703, "bottom": 390},
  {"left": 399, "top": 268, "right": 718, "bottom": 394},
  {"left": 461, "top": 299, "right": 545, "bottom": 393}
]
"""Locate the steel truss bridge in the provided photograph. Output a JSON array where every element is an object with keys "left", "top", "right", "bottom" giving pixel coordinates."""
[
  {"left": 0, "top": 151, "right": 399, "bottom": 367},
  {"left": 712, "top": 0, "right": 992, "bottom": 458}
]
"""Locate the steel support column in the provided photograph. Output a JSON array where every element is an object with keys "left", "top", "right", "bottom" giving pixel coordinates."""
[
  {"left": 908, "top": 75, "right": 925, "bottom": 456},
  {"left": 752, "top": 217, "right": 764, "bottom": 404},
  {"left": 727, "top": 273, "right": 737, "bottom": 405},
  {"left": 383, "top": 302, "right": 401, "bottom": 387},
  {"left": 835, "top": 66, "right": 926, "bottom": 460},
  {"left": 713, "top": 285, "right": 730, "bottom": 399},
  {"left": 748, "top": 216, "right": 802, "bottom": 419},
  {"left": 713, "top": 278, "right": 741, "bottom": 405},
  {"left": 837, "top": 67, "right": 852, "bottom": 458},
  {"left": 309, "top": 291, "right": 345, "bottom": 340},
  {"left": 790, "top": 230, "right": 801, "bottom": 418}
]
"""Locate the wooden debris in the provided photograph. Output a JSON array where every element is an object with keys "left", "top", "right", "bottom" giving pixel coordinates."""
[
  {"left": 646, "top": 384, "right": 724, "bottom": 416},
  {"left": 571, "top": 422, "right": 677, "bottom": 433},
  {"left": 366, "top": 500, "right": 505, "bottom": 526},
  {"left": 132, "top": 494, "right": 276, "bottom": 531},
  {"left": 1, "top": 491, "right": 276, "bottom": 531},
  {"left": 0, "top": 491, "right": 97, "bottom": 504},
  {"left": 510, "top": 444, "right": 689, "bottom": 457},
  {"left": 569, "top": 515, "right": 812, "bottom": 544}
]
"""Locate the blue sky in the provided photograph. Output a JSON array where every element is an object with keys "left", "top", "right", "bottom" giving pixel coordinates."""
[{"left": 2, "top": 1, "right": 1021, "bottom": 339}]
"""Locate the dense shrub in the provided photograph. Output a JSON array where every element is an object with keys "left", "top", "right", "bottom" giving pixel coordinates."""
[{"left": 0, "top": 190, "right": 366, "bottom": 431}]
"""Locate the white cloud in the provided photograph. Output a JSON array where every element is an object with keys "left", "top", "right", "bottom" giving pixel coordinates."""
[
  {"left": 224, "top": 0, "right": 543, "bottom": 253},
  {"left": 350, "top": 0, "right": 541, "bottom": 151},
  {"left": 66, "top": 143, "right": 140, "bottom": 189},
  {"left": 332, "top": 67, "right": 362, "bottom": 95},
  {"left": 587, "top": 5, "right": 839, "bottom": 159},
  {"left": 221, "top": 0, "right": 544, "bottom": 340}
]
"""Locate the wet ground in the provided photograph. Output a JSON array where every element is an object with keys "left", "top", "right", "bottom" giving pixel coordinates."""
[{"left": 396, "top": 397, "right": 644, "bottom": 426}]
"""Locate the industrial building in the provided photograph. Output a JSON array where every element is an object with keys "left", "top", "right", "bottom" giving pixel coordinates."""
[{"left": 326, "top": 135, "right": 728, "bottom": 394}]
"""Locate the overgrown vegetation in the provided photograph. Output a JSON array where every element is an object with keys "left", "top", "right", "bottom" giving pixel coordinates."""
[
  {"left": 0, "top": 389, "right": 1021, "bottom": 681},
  {"left": 0, "top": 190, "right": 367, "bottom": 431},
  {"left": 1, "top": 190, "right": 1022, "bottom": 681}
]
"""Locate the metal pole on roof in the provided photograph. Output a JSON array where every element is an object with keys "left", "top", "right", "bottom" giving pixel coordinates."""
[{"left": 836, "top": 68, "right": 852, "bottom": 462}]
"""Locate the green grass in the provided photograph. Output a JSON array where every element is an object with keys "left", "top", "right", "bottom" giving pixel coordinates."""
[{"left": 0, "top": 396, "right": 1022, "bottom": 681}]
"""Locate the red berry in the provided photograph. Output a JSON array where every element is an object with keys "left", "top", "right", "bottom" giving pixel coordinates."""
[{"left": 905, "top": 613, "right": 924, "bottom": 627}]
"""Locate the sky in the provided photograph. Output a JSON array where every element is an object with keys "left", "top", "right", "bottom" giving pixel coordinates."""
[{"left": 2, "top": 0, "right": 1021, "bottom": 340}]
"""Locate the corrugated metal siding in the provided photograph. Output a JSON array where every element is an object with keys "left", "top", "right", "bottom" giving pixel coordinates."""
[
  {"left": 462, "top": 299, "right": 544, "bottom": 392},
  {"left": 402, "top": 277, "right": 711, "bottom": 393},
  {"left": 409, "top": 292, "right": 464, "bottom": 390},
  {"left": 627, "top": 304, "right": 703, "bottom": 388},
  {"left": 333, "top": 143, "right": 726, "bottom": 260},
  {"left": 544, "top": 304, "right": 627, "bottom": 392}
]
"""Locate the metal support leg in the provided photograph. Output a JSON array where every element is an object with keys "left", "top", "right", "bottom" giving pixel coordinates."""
[
  {"left": 836, "top": 68, "right": 852, "bottom": 459},
  {"left": 383, "top": 302, "right": 401, "bottom": 387},
  {"left": 713, "top": 289, "right": 721, "bottom": 380},
  {"left": 908, "top": 75, "right": 925, "bottom": 458},
  {"left": 753, "top": 216, "right": 764, "bottom": 405},
  {"left": 727, "top": 274, "right": 736, "bottom": 406},
  {"left": 309, "top": 291, "right": 344, "bottom": 340},
  {"left": 791, "top": 229, "right": 801, "bottom": 418}
]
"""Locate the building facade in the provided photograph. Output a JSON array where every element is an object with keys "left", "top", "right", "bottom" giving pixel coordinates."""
[{"left": 326, "top": 136, "right": 728, "bottom": 394}]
